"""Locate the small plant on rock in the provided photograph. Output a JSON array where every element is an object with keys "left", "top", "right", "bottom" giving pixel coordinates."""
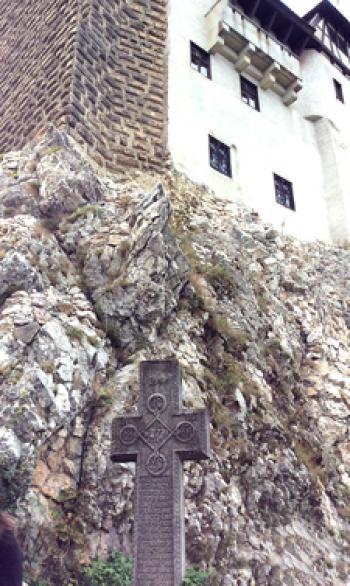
[
  {"left": 94, "top": 387, "right": 114, "bottom": 408},
  {"left": 69, "top": 204, "right": 103, "bottom": 222},
  {"left": 209, "top": 315, "right": 249, "bottom": 355},
  {"left": 103, "top": 320, "right": 122, "bottom": 348},
  {"left": 204, "top": 263, "right": 238, "bottom": 297},
  {"left": 81, "top": 551, "right": 132, "bottom": 586},
  {"left": 87, "top": 335, "right": 100, "bottom": 347},
  {"left": 41, "top": 217, "right": 61, "bottom": 232},
  {"left": 44, "top": 146, "right": 63, "bottom": 156},
  {"left": 338, "top": 505, "right": 350, "bottom": 519},
  {"left": 183, "top": 566, "right": 209, "bottom": 586},
  {"left": 65, "top": 325, "right": 85, "bottom": 341},
  {"left": 3, "top": 206, "right": 17, "bottom": 217}
]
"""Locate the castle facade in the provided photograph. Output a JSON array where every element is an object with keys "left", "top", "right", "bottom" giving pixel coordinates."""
[{"left": 0, "top": 0, "right": 350, "bottom": 243}]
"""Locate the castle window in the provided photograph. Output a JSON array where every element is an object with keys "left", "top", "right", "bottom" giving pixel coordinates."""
[
  {"left": 240, "top": 76, "right": 260, "bottom": 111},
  {"left": 334, "top": 79, "right": 344, "bottom": 103},
  {"left": 209, "top": 136, "right": 231, "bottom": 177},
  {"left": 274, "top": 174, "right": 295, "bottom": 211},
  {"left": 190, "top": 42, "right": 211, "bottom": 79},
  {"left": 327, "top": 25, "right": 349, "bottom": 59},
  {"left": 337, "top": 36, "right": 348, "bottom": 56}
]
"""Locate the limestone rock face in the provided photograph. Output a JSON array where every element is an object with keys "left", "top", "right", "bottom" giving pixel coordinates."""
[
  {"left": 35, "top": 135, "right": 103, "bottom": 218},
  {"left": 59, "top": 181, "right": 190, "bottom": 353},
  {"left": 0, "top": 131, "right": 350, "bottom": 585}
]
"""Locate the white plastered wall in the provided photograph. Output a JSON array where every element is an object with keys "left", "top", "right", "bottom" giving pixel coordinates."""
[
  {"left": 298, "top": 50, "right": 350, "bottom": 242},
  {"left": 167, "top": 0, "right": 336, "bottom": 242},
  {"left": 334, "top": 1, "right": 350, "bottom": 22}
]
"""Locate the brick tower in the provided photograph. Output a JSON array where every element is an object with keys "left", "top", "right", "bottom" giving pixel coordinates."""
[{"left": 0, "top": 0, "right": 168, "bottom": 172}]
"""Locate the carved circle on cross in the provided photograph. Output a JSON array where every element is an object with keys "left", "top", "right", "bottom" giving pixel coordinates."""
[
  {"left": 175, "top": 421, "right": 195, "bottom": 443},
  {"left": 147, "top": 393, "right": 167, "bottom": 415},
  {"left": 146, "top": 452, "right": 167, "bottom": 476},
  {"left": 120, "top": 424, "right": 138, "bottom": 446}
]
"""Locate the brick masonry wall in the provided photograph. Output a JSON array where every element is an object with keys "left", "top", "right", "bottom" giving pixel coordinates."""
[
  {"left": 0, "top": 0, "right": 80, "bottom": 153},
  {"left": 68, "top": 0, "right": 168, "bottom": 172},
  {"left": 0, "top": 0, "right": 168, "bottom": 173}
]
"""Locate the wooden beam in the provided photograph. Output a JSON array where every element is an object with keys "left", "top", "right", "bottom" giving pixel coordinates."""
[
  {"left": 321, "top": 18, "right": 326, "bottom": 45},
  {"left": 312, "top": 13, "right": 322, "bottom": 28},
  {"left": 298, "top": 35, "right": 310, "bottom": 54},
  {"left": 250, "top": 0, "right": 261, "bottom": 18},
  {"left": 266, "top": 10, "right": 278, "bottom": 32},
  {"left": 283, "top": 23, "right": 294, "bottom": 44}
]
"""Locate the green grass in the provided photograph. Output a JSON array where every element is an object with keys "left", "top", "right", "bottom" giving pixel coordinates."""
[
  {"left": 80, "top": 552, "right": 132, "bottom": 586},
  {"left": 79, "top": 554, "right": 209, "bottom": 586},
  {"left": 44, "top": 146, "right": 64, "bottom": 156},
  {"left": 210, "top": 315, "right": 249, "bottom": 353},
  {"left": 65, "top": 325, "right": 85, "bottom": 341},
  {"left": 69, "top": 204, "right": 103, "bottom": 223},
  {"left": 204, "top": 264, "right": 238, "bottom": 297},
  {"left": 94, "top": 388, "right": 114, "bottom": 408},
  {"left": 183, "top": 566, "right": 209, "bottom": 586}
]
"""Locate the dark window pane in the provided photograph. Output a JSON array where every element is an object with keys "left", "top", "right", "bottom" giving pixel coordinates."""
[
  {"left": 190, "top": 42, "right": 211, "bottom": 79},
  {"left": 338, "top": 36, "right": 348, "bottom": 56},
  {"left": 209, "top": 136, "right": 232, "bottom": 177},
  {"left": 334, "top": 79, "right": 344, "bottom": 103},
  {"left": 274, "top": 174, "right": 295, "bottom": 211},
  {"left": 240, "top": 76, "right": 260, "bottom": 111},
  {"left": 328, "top": 25, "right": 338, "bottom": 45}
]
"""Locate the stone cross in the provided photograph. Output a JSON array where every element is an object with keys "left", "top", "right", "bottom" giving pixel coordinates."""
[{"left": 111, "top": 359, "right": 211, "bottom": 586}]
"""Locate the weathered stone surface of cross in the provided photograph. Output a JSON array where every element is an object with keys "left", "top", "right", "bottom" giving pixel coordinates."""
[{"left": 111, "top": 359, "right": 210, "bottom": 586}]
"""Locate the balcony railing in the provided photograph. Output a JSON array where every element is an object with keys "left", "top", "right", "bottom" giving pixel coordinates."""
[{"left": 206, "top": 0, "right": 303, "bottom": 105}]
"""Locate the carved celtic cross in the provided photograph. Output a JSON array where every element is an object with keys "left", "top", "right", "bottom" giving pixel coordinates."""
[{"left": 111, "top": 359, "right": 211, "bottom": 586}]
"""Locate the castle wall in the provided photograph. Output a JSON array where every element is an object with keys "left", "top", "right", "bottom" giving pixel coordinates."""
[
  {"left": 167, "top": 0, "right": 331, "bottom": 242},
  {"left": 299, "top": 50, "right": 350, "bottom": 131},
  {"left": 0, "top": 0, "right": 168, "bottom": 173},
  {"left": 313, "top": 117, "right": 350, "bottom": 243},
  {"left": 0, "top": 0, "right": 80, "bottom": 153},
  {"left": 67, "top": 0, "right": 168, "bottom": 173},
  {"left": 298, "top": 50, "right": 350, "bottom": 243}
]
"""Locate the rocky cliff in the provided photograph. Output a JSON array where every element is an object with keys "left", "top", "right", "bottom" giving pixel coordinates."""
[{"left": 0, "top": 128, "right": 350, "bottom": 585}]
